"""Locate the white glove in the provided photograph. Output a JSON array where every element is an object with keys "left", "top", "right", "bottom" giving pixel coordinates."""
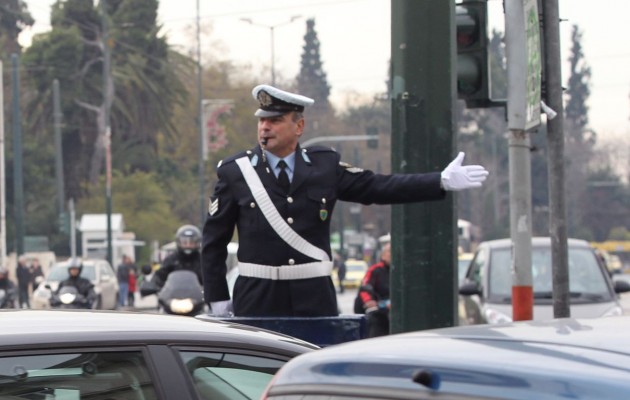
[
  {"left": 210, "top": 300, "right": 233, "bottom": 317},
  {"left": 440, "top": 152, "right": 489, "bottom": 191}
]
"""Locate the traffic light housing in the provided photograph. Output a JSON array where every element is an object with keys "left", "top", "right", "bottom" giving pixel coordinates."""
[
  {"left": 456, "top": 0, "right": 490, "bottom": 108},
  {"left": 58, "top": 212, "right": 69, "bottom": 234},
  {"left": 366, "top": 126, "right": 378, "bottom": 149}
]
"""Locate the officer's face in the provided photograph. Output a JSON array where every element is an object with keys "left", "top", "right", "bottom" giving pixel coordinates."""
[{"left": 258, "top": 113, "right": 304, "bottom": 158}]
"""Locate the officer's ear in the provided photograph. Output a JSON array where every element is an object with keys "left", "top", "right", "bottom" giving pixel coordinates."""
[{"left": 295, "top": 116, "right": 305, "bottom": 137}]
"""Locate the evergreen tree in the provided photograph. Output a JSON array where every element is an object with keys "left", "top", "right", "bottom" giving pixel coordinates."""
[
  {"left": 563, "top": 24, "right": 595, "bottom": 238},
  {"left": 565, "top": 24, "right": 592, "bottom": 141},
  {"left": 296, "top": 18, "right": 333, "bottom": 138}
]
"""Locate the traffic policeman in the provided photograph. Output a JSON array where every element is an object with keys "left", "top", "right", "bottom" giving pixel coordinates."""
[{"left": 202, "top": 84, "right": 489, "bottom": 317}]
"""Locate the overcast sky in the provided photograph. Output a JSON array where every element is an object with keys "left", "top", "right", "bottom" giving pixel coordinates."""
[{"left": 20, "top": 0, "right": 630, "bottom": 139}]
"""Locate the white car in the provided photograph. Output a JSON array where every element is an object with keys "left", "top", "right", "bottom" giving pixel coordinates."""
[
  {"left": 459, "top": 237, "right": 630, "bottom": 324},
  {"left": 32, "top": 259, "right": 119, "bottom": 310}
]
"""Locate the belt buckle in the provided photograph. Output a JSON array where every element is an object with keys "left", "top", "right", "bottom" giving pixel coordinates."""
[{"left": 271, "top": 267, "right": 280, "bottom": 280}]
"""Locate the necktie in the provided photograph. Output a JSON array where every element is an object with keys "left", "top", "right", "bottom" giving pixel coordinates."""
[{"left": 277, "top": 160, "right": 290, "bottom": 192}]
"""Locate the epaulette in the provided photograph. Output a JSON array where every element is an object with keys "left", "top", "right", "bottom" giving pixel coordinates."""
[
  {"left": 303, "top": 145, "right": 337, "bottom": 153},
  {"left": 216, "top": 150, "right": 250, "bottom": 169}
]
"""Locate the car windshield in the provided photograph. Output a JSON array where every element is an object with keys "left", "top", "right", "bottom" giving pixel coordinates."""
[
  {"left": 488, "top": 246, "right": 612, "bottom": 299},
  {"left": 47, "top": 264, "right": 97, "bottom": 281}
]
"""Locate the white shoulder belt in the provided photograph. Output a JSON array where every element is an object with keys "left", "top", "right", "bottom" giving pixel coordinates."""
[{"left": 235, "top": 156, "right": 330, "bottom": 262}]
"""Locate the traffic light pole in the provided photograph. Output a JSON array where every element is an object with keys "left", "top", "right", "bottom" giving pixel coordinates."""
[{"left": 391, "top": 0, "right": 457, "bottom": 333}]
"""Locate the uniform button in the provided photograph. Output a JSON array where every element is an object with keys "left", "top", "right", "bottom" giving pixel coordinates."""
[
  {"left": 287, "top": 196, "right": 294, "bottom": 203},
  {"left": 287, "top": 217, "right": 294, "bottom": 224},
  {"left": 250, "top": 202, "right": 256, "bottom": 208},
  {"left": 288, "top": 259, "right": 295, "bottom": 265}
]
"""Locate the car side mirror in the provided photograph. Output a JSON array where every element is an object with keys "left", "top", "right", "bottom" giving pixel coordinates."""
[
  {"left": 613, "top": 279, "right": 630, "bottom": 294},
  {"left": 459, "top": 281, "right": 482, "bottom": 296}
]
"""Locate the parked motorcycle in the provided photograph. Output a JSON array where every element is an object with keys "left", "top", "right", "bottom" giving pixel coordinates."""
[
  {"left": 0, "top": 288, "right": 17, "bottom": 309},
  {"left": 48, "top": 286, "right": 92, "bottom": 309},
  {"left": 140, "top": 270, "right": 205, "bottom": 316}
]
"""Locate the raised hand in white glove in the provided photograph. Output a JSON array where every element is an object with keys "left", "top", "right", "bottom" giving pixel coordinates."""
[
  {"left": 440, "top": 152, "right": 489, "bottom": 191},
  {"left": 210, "top": 299, "right": 233, "bottom": 317}
]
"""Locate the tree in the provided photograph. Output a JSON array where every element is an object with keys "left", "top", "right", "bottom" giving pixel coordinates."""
[
  {"left": 563, "top": 24, "right": 595, "bottom": 238},
  {"left": 0, "top": 0, "right": 34, "bottom": 57},
  {"left": 296, "top": 18, "right": 334, "bottom": 140},
  {"left": 565, "top": 25, "right": 592, "bottom": 141}
]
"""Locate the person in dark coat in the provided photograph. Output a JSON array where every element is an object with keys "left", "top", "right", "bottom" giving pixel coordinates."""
[
  {"left": 202, "top": 84, "right": 489, "bottom": 318},
  {"left": 16, "top": 256, "right": 31, "bottom": 309},
  {"left": 358, "top": 242, "right": 392, "bottom": 338},
  {"left": 30, "top": 258, "right": 45, "bottom": 291}
]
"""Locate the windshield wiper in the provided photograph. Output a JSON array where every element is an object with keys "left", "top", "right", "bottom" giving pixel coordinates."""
[
  {"left": 570, "top": 292, "right": 605, "bottom": 300},
  {"left": 533, "top": 291, "right": 554, "bottom": 299}
]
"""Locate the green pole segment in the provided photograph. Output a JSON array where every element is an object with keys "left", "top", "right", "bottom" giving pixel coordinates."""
[
  {"left": 11, "top": 54, "right": 24, "bottom": 256},
  {"left": 390, "top": 0, "right": 457, "bottom": 333}
]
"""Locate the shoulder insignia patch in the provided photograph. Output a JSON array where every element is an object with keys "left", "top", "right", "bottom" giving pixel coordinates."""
[
  {"left": 208, "top": 197, "right": 219, "bottom": 216},
  {"left": 339, "top": 161, "right": 364, "bottom": 173}
]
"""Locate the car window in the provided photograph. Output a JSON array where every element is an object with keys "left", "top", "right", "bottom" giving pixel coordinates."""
[
  {"left": 100, "top": 263, "right": 115, "bottom": 279},
  {"left": 468, "top": 248, "right": 486, "bottom": 286},
  {"left": 0, "top": 351, "right": 157, "bottom": 399},
  {"left": 488, "top": 245, "right": 613, "bottom": 298},
  {"left": 179, "top": 350, "right": 285, "bottom": 400}
]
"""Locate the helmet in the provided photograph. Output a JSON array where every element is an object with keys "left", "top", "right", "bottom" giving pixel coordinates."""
[
  {"left": 175, "top": 225, "right": 201, "bottom": 255},
  {"left": 67, "top": 258, "right": 83, "bottom": 276}
]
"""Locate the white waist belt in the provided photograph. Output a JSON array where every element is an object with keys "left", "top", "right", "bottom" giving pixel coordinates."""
[{"left": 238, "top": 261, "right": 333, "bottom": 281}]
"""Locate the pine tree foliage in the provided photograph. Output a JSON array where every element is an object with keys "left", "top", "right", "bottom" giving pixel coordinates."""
[
  {"left": 296, "top": 18, "right": 335, "bottom": 139},
  {"left": 297, "top": 18, "right": 330, "bottom": 109},
  {"left": 565, "top": 24, "right": 592, "bottom": 142}
]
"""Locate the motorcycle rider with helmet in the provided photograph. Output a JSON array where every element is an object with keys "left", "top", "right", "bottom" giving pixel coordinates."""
[
  {"left": 0, "top": 266, "right": 17, "bottom": 309},
  {"left": 153, "top": 225, "right": 203, "bottom": 288},
  {"left": 55, "top": 259, "right": 97, "bottom": 308}
]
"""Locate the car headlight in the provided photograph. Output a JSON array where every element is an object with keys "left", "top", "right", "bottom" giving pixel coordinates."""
[
  {"left": 170, "top": 298, "right": 194, "bottom": 314},
  {"left": 483, "top": 307, "right": 513, "bottom": 324},
  {"left": 601, "top": 305, "right": 623, "bottom": 317}
]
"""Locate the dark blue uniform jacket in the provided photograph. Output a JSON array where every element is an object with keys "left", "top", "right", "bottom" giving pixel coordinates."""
[{"left": 202, "top": 144, "right": 445, "bottom": 317}]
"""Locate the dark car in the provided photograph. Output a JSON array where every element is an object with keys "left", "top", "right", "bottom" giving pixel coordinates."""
[
  {"left": 0, "top": 310, "right": 318, "bottom": 400},
  {"left": 459, "top": 237, "right": 630, "bottom": 324},
  {"left": 263, "top": 315, "right": 630, "bottom": 399}
]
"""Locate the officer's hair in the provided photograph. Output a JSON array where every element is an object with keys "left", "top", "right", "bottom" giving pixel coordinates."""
[{"left": 291, "top": 112, "right": 304, "bottom": 122}]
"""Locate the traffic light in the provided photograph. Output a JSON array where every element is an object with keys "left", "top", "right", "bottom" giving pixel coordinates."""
[
  {"left": 366, "top": 126, "right": 378, "bottom": 149},
  {"left": 456, "top": 0, "right": 490, "bottom": 108},
  {"left": 58, "top": 212, "right": 69, "bottom": 234}
]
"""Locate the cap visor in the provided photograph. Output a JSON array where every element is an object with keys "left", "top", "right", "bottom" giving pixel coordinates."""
[{"left": 254, "top": 109, "right": 287, "bottom": 118}]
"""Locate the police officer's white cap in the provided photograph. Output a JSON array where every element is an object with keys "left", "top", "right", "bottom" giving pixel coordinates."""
[{"left": 252, "top": 84, "right": 314, "bottom": 118}]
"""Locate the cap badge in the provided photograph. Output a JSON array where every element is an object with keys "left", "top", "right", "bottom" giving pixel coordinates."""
[{"left": 258, "top": 91, "right": 273, "bottom": 107}]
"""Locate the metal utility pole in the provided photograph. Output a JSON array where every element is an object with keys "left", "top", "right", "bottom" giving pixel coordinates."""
[
  {"left": 11, "top": 54, "right": 24, "bottom": 256},
  {"left": 542, "top": 0, "right": 570, "bottom": 318},
  {"left": 391, "top": 0, "right": 457, "bottom": 333},
  {"left": 101, "top": 0, "right": 114, "bottom": 266},
  {"left": 0, "top": 61, "right": 6, "bottom": 266},
  {"left": 197, "top": 0, "right": 206, "bottom": 226},
  {"left": 53, "top": 80, "right": 65, "bottom": 221},
  {"left": 504, "top": 0, "right": 542, "bottom": 321},
  {"left": 240, "top": 16, "right": 302, "bottom": 85}
]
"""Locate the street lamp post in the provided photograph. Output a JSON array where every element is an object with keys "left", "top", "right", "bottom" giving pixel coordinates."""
[{"left": 240, "top": 16, "right": 302, "bottom": 85}]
